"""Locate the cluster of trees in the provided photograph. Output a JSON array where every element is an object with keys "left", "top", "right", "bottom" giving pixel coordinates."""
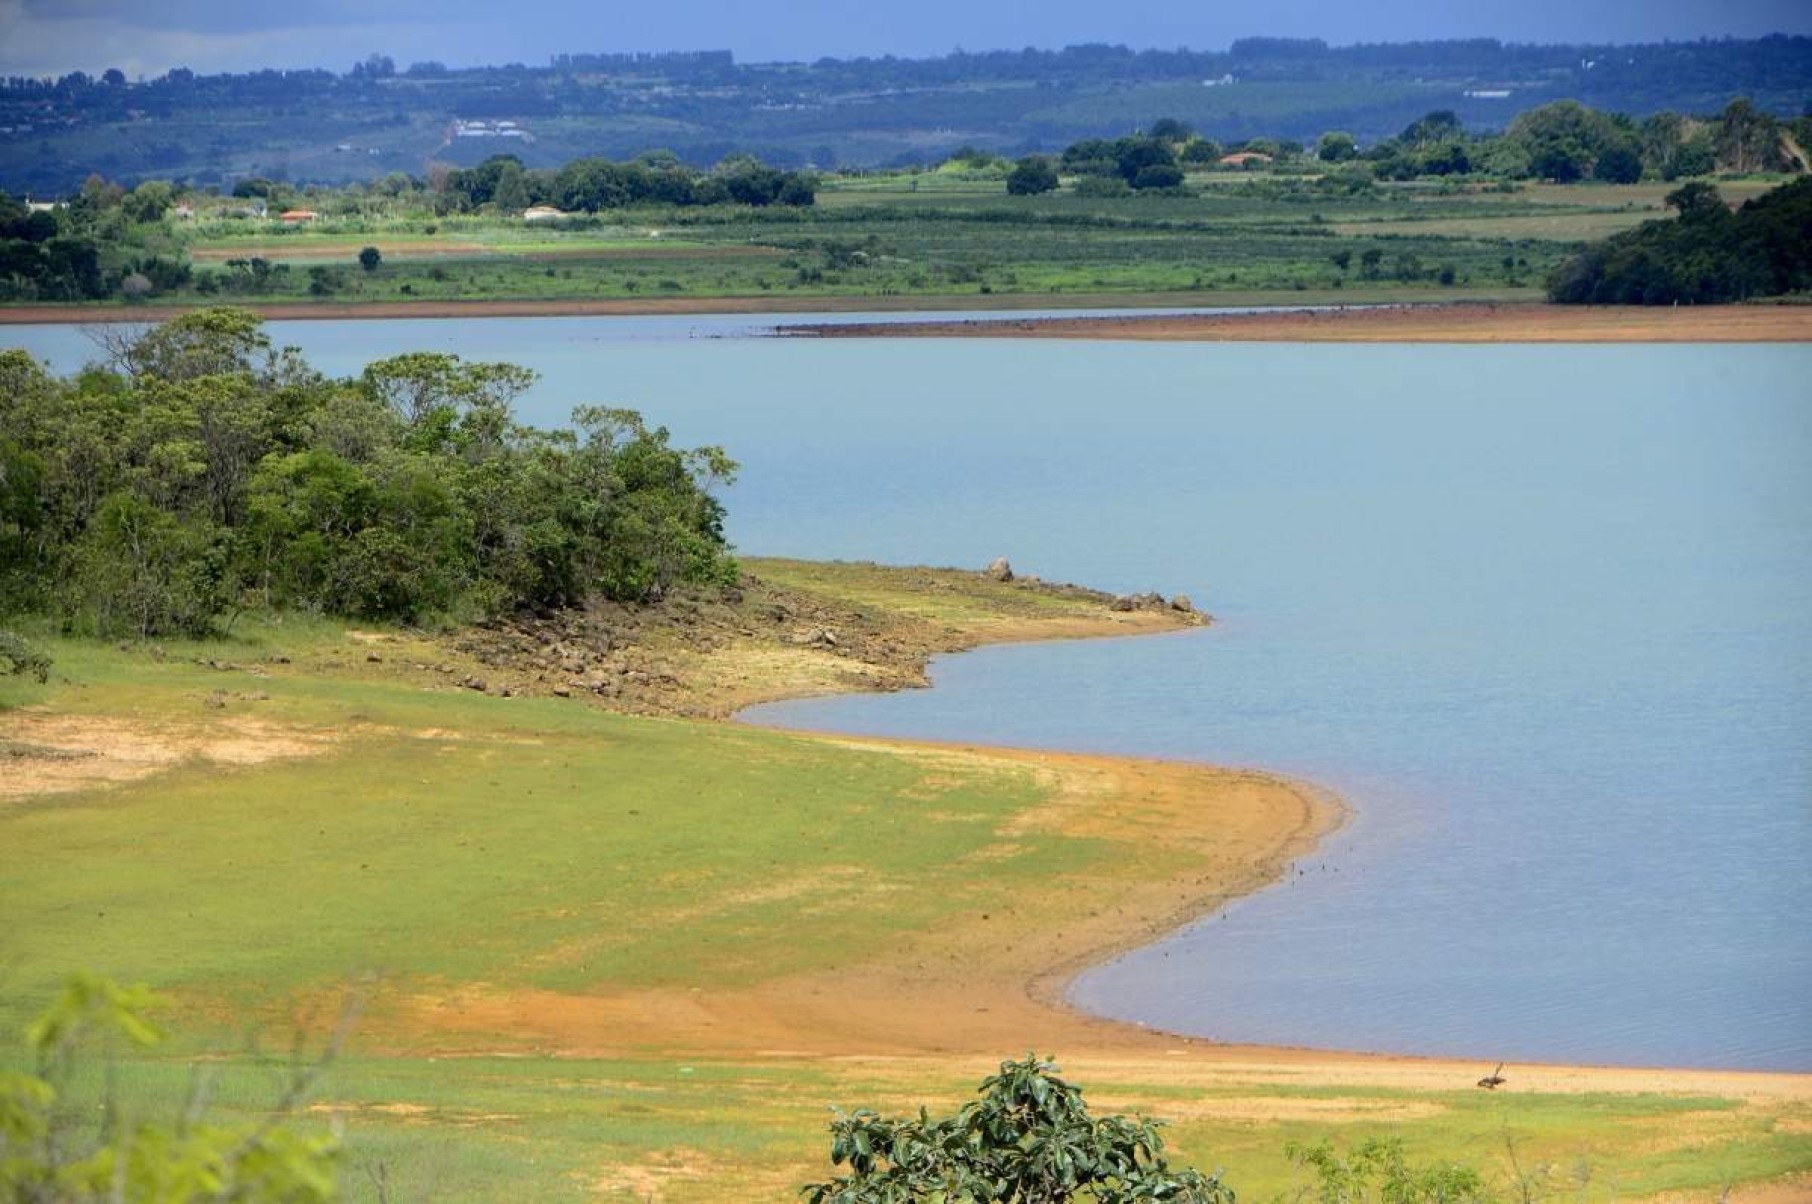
[
  {"left": 1051, "top": 124, "right": 1206, "bottom": 192},
  {"left": 989, "top": 98, "right": 1804, "bottom": 200},
  {"left": 0, "top": 309, "right": 740, "bottom": 637},
  {"left": 438, "top": 152, "right": 815, "bottom": 213},
  {"left": 0, "top": 178, "right": 189, "bottom": 302},
  {"left": 1345, "top": 98, "right": 1807, "bottom": 184},
  {"left": 1549, "top": 176, "right": 1812, "bottom": 303}
]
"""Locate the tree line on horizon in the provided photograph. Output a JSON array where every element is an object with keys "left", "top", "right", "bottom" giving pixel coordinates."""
[
  {"left": 1, "top": 35, "right": 1806, "bottom": 193},
  {"left": 976, "top": 96, "right": 1810, "bottom": 199}
]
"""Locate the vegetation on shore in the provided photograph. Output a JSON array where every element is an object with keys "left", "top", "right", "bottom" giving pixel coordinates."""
[
  {"left": 0, "top": 309, "right": 737, "bottom": 637},
  {"left": 3, "top": 96, "right": 1806, "bottom": 312},
  {"left": 1549, "top": 176, "right": 1812, "bottom": 303}
]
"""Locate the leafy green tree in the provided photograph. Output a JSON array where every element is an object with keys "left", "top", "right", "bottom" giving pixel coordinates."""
[
  {"left": 802, "top": 1055, "right": 1232, "bottom": 1204},
  {"left": 1006, "top": 157, "right": 1060, "bottom": 196},
  {"left": 1179, "top": 139, "right": 1223, "bottom": 165},
  {"left": 357, "top": 245, "right": 382, "bottom": 272},
  {"left": 1114, "top": 136, "right": 1178, "bottom": 185},
  {"left": 1401, "top": 110, "right": 1462, "bottom": 147},
  {"left": 1318, "top": 132, "right": 1358, "bottom": 163},
  {"left": 1148, "top": 117, "right": 1193, "bottom": 143},
  {"left": 117, "top": 307, "right": 273, "bottom": 382},
  {"left": 1714, "top": 98, "right": 1786, "bottom": 173},
  {"left": 120, "top": 180, "right": 175, "bottom": 225}
]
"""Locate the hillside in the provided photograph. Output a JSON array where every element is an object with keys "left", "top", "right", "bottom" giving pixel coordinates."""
[{"left": 2, "top": 36, "right": 1809, "bottom": 194}]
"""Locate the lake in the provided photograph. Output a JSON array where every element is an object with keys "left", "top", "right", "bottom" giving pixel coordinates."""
[{"left": 8, "top": 314, "right": 1809, "bottom": 1071}]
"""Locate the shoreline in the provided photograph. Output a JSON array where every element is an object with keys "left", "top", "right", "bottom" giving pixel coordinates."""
[
  {"left": 0, "top": 290, "right": 1477, "bottom": 325},
  {"left": 789, "top": 300, "right": 1812, "bottom": 343},
  {"left": 385, "top": 568, "right": 1809, "bottom": 1099},
  {"left": 4, "top": 296, "right": 1808, "bottom": 343},
  {"left": 8, "top": 559, "right": 1808, "bottom": 1199}
]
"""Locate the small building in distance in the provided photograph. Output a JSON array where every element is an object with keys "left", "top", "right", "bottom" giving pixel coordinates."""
[
  {"left": 1218, "top": 151, "right": 1274, "bottom": 168},
  {"left": 522, "top": 205, "right": 569, "bottom": 222},
  {"left": 278, "top": 209, "right": 319, "bottom": 224}
]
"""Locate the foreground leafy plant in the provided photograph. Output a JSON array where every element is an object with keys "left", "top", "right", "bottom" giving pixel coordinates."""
[
  {"left": 0, "top": 974, "right": 341, "bottom": 1203},
  {"left": 1285, "top": 1137, "right": 1486, "bottom": 1204},
  {"left": 803, "top": 1054, "right": 1233, "bottom": 1203}
]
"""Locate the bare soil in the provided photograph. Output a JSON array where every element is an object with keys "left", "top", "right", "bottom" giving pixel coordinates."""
[
  {"left": 0, "top": 712, "right": 335, "bottom": 799},
  {"left": 438, "top": 561, "right": 1203, "bottom": 718}
]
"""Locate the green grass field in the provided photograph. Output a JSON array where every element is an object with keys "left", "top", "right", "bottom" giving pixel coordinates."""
[
  {"left": 3, "top": 593, "right": 1809, "bottom": 1201},
  {"left": 105, "top": 173, "right": 1792, "bottom": 311}
]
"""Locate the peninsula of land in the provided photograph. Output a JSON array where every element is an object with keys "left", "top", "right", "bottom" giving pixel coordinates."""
[{"left": 4, "top": 559, "right": 1808, "bottom": 1200}]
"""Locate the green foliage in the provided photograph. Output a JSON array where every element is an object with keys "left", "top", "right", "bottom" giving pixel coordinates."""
[
  {"left": 0, "top": 628, "right": 51, "bottom": 681},
  {"left": 3, "top": 310, "right": 739, "bottom": 635},
  {"left": 1548, "top": 176, "right": 1812, "bottom": 303},
  {"left": 509, "top": 152, "right": 815, "bottom": 213},
  {"left": 802, "top": 1055, "right": 1234, "bottom": 1203},
  {"left": 1317, "top": 132, "right": 1358, "bottom": 163},
  {"left": 357, "top": 245, "right": 381, "bottom": 272},
  {"left": 1506, "top": 100, "right": 1641, "bottom": 184},
  {"left": 1714, "top": 98, "right": 1787, "bottom": 173},
  {"left": 1006, "top": 157, "right": 1060, "bottom": 196},
  {"left": 0, "top": 975, "right": 340, "bottom": 1203},
  {"left": 1285, "top": 1138, "right": 1486, "bottom": 1204}
]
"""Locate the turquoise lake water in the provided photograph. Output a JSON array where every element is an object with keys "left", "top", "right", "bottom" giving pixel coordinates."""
[{"left": 9, "top": 316, "right": 1809, "bottom": 1070}]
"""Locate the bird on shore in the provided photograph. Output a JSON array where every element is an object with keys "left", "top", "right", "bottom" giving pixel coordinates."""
[{"left": 1477, "top": 1063, "right": 1507, "bottom": 1090}]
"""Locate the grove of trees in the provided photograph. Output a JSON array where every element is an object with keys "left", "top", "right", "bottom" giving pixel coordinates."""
[
  {"left": 0, "top": 309, "right": 740, "bottom": 637},
  {"left": 441, "top": 152, "right": 816, "bottom": 213},
  {"left": 1548, "top": 176, "right": 1812, "bottom": 303}
]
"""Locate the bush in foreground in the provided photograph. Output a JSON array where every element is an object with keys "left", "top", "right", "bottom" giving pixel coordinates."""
[{"left": 802, "top": 1054, "right": 1233, "bottom": 1203}]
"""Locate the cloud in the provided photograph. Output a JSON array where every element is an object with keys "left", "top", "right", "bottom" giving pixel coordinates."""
[
  {"left": 17, "top": 0, "right": 450, "bottom": 34},
  {"left": 0, "top": 1, "right": 478, "bottom": 76}
]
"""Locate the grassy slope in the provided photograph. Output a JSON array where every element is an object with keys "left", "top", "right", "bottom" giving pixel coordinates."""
[{"left": 2, "top": 566, "right": 1808, "bottom": 1201}]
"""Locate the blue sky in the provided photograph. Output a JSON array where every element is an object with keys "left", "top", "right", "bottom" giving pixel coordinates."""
[{"left": 1, "top": 0, "right": 1807, "bottom": 78}]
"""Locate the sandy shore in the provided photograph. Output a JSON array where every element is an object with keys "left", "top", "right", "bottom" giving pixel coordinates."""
[
  {"left": 8, "top": 296, "right": 1805, "bottom": 343},
  {"left": 792, "top": 301, "right": 1812, "bottom": 343}
]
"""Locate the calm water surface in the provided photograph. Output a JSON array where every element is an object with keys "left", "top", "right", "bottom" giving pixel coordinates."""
[{"left": 9, "top": 316, "right": 1809, "bottom": 1069}]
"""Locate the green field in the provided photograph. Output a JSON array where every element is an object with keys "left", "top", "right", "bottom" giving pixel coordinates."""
[
  {"left": 118, "top": 173, "right": 1745, "bottom": 309},
  {"left": 3, "top": 578, "right": 1808, "bottom": 1202}
]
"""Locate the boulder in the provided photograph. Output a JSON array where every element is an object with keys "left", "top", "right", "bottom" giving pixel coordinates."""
[{"left": 984, "top": 557, "right": 1014, "bottom": 582}]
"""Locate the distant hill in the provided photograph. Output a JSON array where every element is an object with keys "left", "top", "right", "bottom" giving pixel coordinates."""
[{"left": 2, "top": 36, "right": 1808, "bottom": 194}]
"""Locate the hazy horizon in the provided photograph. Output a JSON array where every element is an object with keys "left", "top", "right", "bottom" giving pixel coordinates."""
[{"left": 2, "top": 0, "right": 1808, "bottom": 80}]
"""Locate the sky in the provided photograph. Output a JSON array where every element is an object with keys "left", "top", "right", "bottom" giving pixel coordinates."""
[{"left": 1, "top": 0, "right": 1808, "bottom": 79}]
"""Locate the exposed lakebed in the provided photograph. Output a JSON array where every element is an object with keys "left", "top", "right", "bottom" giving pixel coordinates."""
[{"left": 9, "top": 313, "right": 1809, "bottom": 1070}]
